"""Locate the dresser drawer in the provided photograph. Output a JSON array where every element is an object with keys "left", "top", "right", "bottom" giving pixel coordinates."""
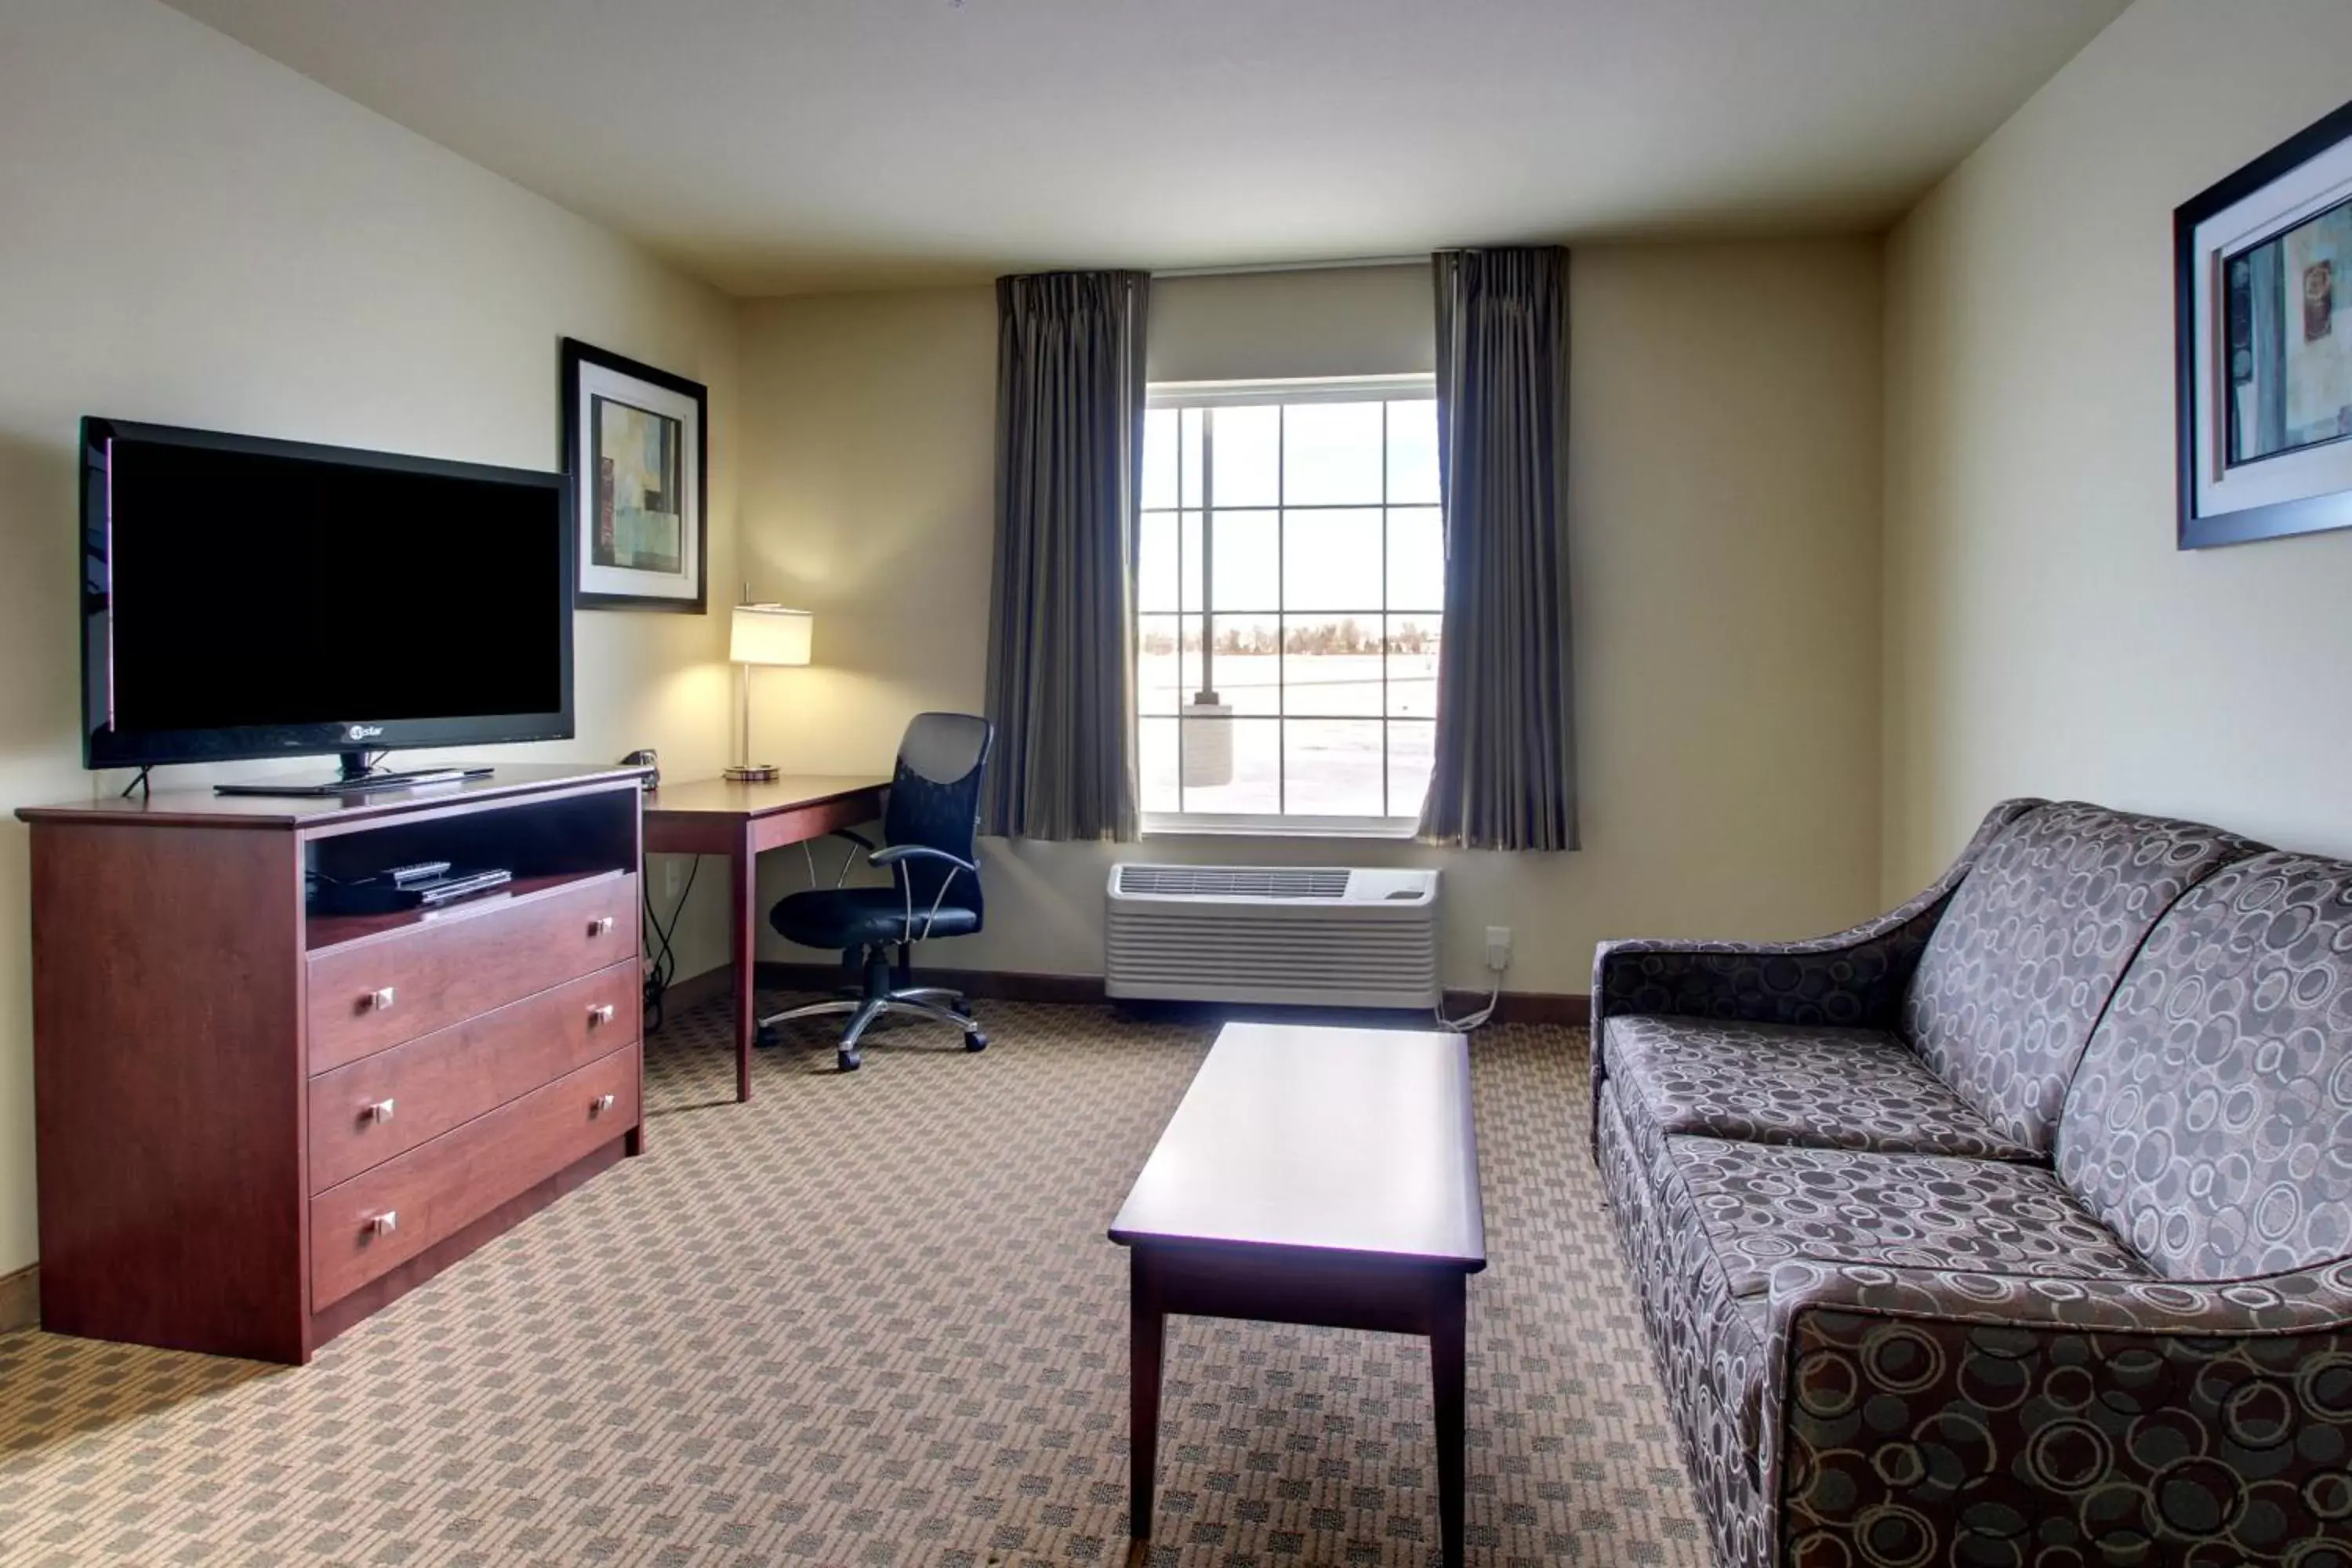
[
  {"left": 307, "top": 873, "right": 637, "bottom": 1073},
  {"left": 310, "top": 1044, "right": 637, "bottom": 1308},
  {"left": 307, "top": 961, "right": 641, "bottom": 1193}
]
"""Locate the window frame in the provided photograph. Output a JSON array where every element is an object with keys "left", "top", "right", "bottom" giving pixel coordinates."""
[{"left": 1135, "top": 373, "right": 1441, "bottom": 840}]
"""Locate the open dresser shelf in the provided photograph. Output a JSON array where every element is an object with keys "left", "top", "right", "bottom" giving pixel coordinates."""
[{"left": 305, "top": 867, "right": 625, "bottom": 955}]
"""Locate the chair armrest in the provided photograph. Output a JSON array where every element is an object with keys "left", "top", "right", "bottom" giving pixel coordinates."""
[
  {"left": 869, "top": 844, "right": 977, "bottom": 876},
  {"left": 1761, "top": 1258, "right": 2352, "bottom": 1557},
  {"left": 819, "top": 829, "right": 877, "bottom": 887},
  {"left": 867, "top": 844, "right": 977, "bottom": 943}
]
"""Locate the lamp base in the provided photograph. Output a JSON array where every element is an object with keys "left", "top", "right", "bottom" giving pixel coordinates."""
[{"left": 724, "top": 763, "right": 780, "bottom": 782}]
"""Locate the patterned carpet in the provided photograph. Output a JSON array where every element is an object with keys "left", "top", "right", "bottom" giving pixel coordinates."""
[{"left": 0, "top": 994, "right": 1707, "bottom": 1566}]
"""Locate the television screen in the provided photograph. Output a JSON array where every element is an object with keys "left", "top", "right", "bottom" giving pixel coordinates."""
[{"left": 83, "top": 419, "right": 573, "bottom": 769}]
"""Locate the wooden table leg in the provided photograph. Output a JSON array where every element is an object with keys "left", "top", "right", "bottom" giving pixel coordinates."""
[
  {"left": 1432, "top": 1272, "right": 1466, "bottom": 1565},
  {"left": 731, "top": 821, "right": 757, "bottom": 1103},
  {"left": 1130, "top": 1250, "right": 1165, "bottom": 1542}
]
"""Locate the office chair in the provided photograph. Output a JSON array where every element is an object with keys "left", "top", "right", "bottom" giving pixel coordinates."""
[{"left": 757, "top": 712, "right": 993, "bottom": 1072}]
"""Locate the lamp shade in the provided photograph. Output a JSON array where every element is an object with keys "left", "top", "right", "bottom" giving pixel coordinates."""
[{"left": 730, "top": 604, "right": 813, "bottom": 666}]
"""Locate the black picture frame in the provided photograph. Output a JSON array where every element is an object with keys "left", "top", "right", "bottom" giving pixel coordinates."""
[
  {"left": 2176, "top": 96, "right": 2352, "bottom": 550},
  {"left": 562, "top": 336, "right": 709, "bottom": 611}
]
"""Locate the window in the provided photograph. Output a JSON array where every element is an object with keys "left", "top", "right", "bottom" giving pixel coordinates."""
[{"left": 1136, "top": 376, "right": 1442, "bottom": 833}]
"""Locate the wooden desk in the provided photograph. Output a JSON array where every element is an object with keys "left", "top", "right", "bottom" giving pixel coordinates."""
[
  {"left": 1109, "top": 1023, "right": 1486, "bottom": 1563},
  {"left": 642, "top": 774, "right": 889, "bottom": 1102}
]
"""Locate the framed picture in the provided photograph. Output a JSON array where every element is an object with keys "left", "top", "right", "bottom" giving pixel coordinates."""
[
  {"left": 562, "top": 337, "right": 707, "bottom": 610},
  {"left": 2177, "top": 96, "right": 2352, "bottom": 549}
]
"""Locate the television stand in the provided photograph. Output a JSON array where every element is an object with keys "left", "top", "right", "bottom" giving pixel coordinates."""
[
  {"left": 215, "top": 753, "right": 495, "bottom": 798},
  {"left": 16, "top": 761, "right": 649, "bottom": 1363}
]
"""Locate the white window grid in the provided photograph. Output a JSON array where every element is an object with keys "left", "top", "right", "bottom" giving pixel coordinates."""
[{"left": 1138, "top": 375, "right": 1441, "bottom": 833}]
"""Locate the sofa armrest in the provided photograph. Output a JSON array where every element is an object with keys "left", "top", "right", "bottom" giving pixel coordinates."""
[
  {"left": 1588, "top": 799, "right": 2042, "bottom": 1146},
  {"left": 1593, "top": 922, "right": 1926, "bottom": 1036},
  {"left": 1592, "top": 798, "right": 2042, "bottom": 1038},
  {"left": 1761, "top": 1258, "right": 2352, "bottom": 1560}
]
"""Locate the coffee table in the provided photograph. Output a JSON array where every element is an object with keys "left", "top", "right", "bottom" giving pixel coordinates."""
[{"left": 1109, "top": 1022, "right": 1486, "bottom": 1563}]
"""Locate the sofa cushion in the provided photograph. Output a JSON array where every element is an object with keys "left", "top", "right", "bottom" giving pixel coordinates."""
[
  {"left": 1670, "top": 1138, "right": 2153, "bottom": 1297},
  {"left": 1900, "top": 801, "right": 2262, "bottom": 1156},
  {"left": 2057, "top": 852, "right": 2352, "bottom": 1282},
  {"left": 1604, "top": 1014, "right": 2039, "bottom": 1161}
]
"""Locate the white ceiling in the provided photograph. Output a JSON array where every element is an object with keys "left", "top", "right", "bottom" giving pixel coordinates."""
[{"left": 164, "top": 0, "right": 2126, "bottom": 297}]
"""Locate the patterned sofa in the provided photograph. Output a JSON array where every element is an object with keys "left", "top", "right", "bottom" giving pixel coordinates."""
[{"left": 1592, "top": 799, "right": 2352, "bottom": 1568}]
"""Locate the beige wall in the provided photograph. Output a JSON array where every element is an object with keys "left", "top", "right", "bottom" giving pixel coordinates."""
[
  {"left": 0, "top": 4, "right": 1911, "bottom": 1284},
  {"left": 1882, "top": 0, "right": 2352, "bottom": 895},
  {"left": 738, "top": 244, "right": 1886, "bottom": 993},
  {"left": 0, "top": 0, "right": 743, "bottom": 1276}
]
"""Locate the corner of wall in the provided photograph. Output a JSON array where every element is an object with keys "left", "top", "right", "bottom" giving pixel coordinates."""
[{"left": 1871, "top": 0, "right": 2352, "bottom": 887}]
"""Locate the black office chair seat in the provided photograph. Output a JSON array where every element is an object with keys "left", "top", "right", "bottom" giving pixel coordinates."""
[{"left": 771, "top": 887, "right": 980, "bottom": 949}]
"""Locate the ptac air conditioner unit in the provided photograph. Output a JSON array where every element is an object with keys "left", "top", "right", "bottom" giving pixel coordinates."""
[{"left": 1104, "top": 865, "right": 1440, "bottom": 1010}]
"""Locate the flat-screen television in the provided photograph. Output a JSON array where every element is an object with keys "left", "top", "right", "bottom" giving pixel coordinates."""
[{"left": 81, "top": 417, "right": 574, "bottom": 771}]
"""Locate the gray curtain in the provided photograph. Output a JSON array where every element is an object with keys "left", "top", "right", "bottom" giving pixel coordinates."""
[
  {"left": 1417, "top": 248, "right": 1577, "bottom": 851},
  {"left": 982, "top": 270, "right": 1151, "bottom": 841}
]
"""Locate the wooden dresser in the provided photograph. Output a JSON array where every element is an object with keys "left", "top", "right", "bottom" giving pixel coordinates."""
[{"left": 17, "top": 763, "right": 648, "bottom": 1364}]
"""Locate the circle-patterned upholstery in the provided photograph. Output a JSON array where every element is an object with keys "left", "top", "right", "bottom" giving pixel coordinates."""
[
  {"left": 1670, "top": 1138, "right": 2151, "bottom": 1297},
  {"left": 1772, "top": 1257, "right": 2352, "bottom": 1568},
  {"left": 1602, "top": 1014, "right": 2041, "bottom": 1162},
  {"left": 1900, "top": 802, "right": 2264, "bottom": 1157},
  {"left": 2057, "top": 851, "right": 2352, "bottom": 1281}
]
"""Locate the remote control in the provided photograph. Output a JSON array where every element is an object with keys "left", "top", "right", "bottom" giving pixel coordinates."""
[
  {"left": 387, "top": 861, "right": 453, "bottom": 887},
  {"left": 415, "top": 868, "right": 513, "bottom": 906}
]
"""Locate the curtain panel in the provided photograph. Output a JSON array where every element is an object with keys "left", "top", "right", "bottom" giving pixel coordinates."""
[
  {"left": 1417, "top": 247, "right": 1578, "bottom": 851},
  {"left": 981, "top": 270, "right": 1151, "bottom": 841}
]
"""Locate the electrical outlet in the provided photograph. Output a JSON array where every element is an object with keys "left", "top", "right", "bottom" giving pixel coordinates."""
[
  {"left": 1484, "top": 925, "right": 1513, "bottom": 972},
  {"left": 663, "top": 857, "right": 684, "bottom": 899}
]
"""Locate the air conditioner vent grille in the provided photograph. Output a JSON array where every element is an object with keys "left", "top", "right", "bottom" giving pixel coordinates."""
[
  {"left": 1116, "top": 865, "right": 1352, "bottom": 899},
  {"left": 1105, "top": 863, "right": 1440, "bottom": 1010}
]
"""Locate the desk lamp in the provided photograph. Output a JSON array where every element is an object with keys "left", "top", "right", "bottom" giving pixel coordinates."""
[{"left": 725, "top": 603, "right": 812, "bottom": 782}]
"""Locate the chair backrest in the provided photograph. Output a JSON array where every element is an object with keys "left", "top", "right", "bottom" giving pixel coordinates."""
[
  {"left": 884, "top": 713, "right": 993, "bottom": 927},
  {"left": 1898, "top": 801, "right": 2262, "bottom": 1156},
  {"left": 2057, "top": 851, "right": 2352, "bottom": 1281}
]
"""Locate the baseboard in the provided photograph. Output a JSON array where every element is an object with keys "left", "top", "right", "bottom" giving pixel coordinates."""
[
  {"left": 657, "top": 964, "right": 736, "bottom": 1014},
  {"left": 1446, "top": 989, "right": 1590, "bottom": 1026},
  {"left": 0, "top": 1263, "right": 38, "bottom": 1333},
  {"left": 753, "top": 960, "right": 1105, "bottom": 1004},
  {"left": 749, "top": 960, "right": 1587, "bottom": 1025}
]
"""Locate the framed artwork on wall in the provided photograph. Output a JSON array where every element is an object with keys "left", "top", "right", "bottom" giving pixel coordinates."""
[
  {"left": 563, "top": 337, "right": 707, "bottom": 610},
  {"left": 2176, "top": 96, "right": 2352, "bottom": 549}
]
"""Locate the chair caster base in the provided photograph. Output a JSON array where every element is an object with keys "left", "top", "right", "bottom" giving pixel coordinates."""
[
  {"left": 965, "top": 1033, "right": 989, "bottom": 1052},
  {"left": 837, "top": 1048, "right": 862, "bottom": 1073}
]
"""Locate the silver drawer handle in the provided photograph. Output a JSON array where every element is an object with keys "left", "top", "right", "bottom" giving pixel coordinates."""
[
  {"left": 365, "top": 1098, "right": 395, "bottom": 1125},
  {"left": 588, "top": 1003, "right": 616, "bottom": 1027},
  {"left": 588, "top": 916, "right": 615, "bottom": 937},
  {"left": 367, "top": 986, "right": 396, "bottom": 1012},
  {"left": 368, "top": 1211, "right": 398, "bottom": 1238},
  {"left": 591, "top": 1093, "right": 616, "bottom": 1116}
]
